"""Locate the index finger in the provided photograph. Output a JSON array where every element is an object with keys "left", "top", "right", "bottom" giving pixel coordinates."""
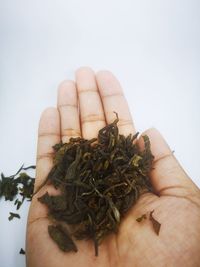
[
  {"left": 28, "top": 108, "right": 60, "bottom": 223},
  {"left": 35, "top": 107, "right": 60, "bottom": 190}
]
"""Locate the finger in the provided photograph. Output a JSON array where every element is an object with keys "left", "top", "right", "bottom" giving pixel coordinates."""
[
  {"left": 57, "top": 80, "right": 81, "bottom": 143},
  {"left": 28, "top": 108, "right": 60, "bottom": 222},
  {"left": 35, "top": 107, "right": 60, "bottom": 190},
  {"left": 96, "top": 70, "right": 136, "bottom": 136},
  {"left": 76, "top": 67, "right": 106, "bottom": 139},
  {"left": 138, "top": 128, "right": 199, "bottom": 197}
]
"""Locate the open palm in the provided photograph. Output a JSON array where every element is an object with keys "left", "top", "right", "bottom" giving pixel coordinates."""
[{"left": 26, "top": 67, "right": 200, "bottom": 267}]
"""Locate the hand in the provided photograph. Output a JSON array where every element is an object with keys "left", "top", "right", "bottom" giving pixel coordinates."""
[{"left": 26, "top": 67, "right": 200, "bottom": 267}]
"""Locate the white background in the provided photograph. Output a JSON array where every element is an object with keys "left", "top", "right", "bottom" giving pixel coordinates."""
[{"left": 0, "top": 1, "right": 199, "bottom": 266}]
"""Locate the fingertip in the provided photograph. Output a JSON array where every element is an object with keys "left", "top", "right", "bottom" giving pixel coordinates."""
[
  {"left": 76, "top": 66, "right": 95, "bottom": 77},
  {"left": 40, "top": 107, "right": 59, "bottom": 122},
  {"left": 39, "top": 107, "right": 60, "bottom": 135},
  {"left": 96, "top": 70, "right": 118, "bottom": 89},
  {"left": 58, "top": 80, "right": 75, "bottom": 93},
  {"left": 139, "top": 128, "right": 172, "bottom": 162},
  {"left": 96, "top": 70, "right": 123, "bottom": 97},
  {"left": 57, "top": 80, "right": 77, "bottom": 107},
  {"left": 96, "top": 70, "right": 114, "bottom": 80}
]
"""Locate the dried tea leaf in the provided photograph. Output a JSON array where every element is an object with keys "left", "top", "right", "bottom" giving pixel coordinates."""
[
  {"left": 48, "top": 224, "right": 77, "bottom": 252},
  {"left": 0, "top": 166, "right": 35, "bottom": 203},
  {"left": 15, "top": 199, "right": 23, "bottom": 210},
  {"left": 8, "top": 212, "right": 20, "bottom": 221},
  {"left": 136, "top": 214, "right": 147, "bottom": 222},
  {"left": 0, "top": 176, "right": 18, "bottom": 201},
  {"left": 107, "top": 196, "right": 120, "bottom": 224},
  {"left": 149, "top": 210, "right": 161, "bottom": 235},
  {"left": 19, "top": 248, "right": 25, "bottom": 255},
  {"left": 130, "top": 155, "right": 142, "bottom": 167},
  {"left": 38, "top": 192, "right": 67, "bottom": 211},
  {"left": 22, "top": 165, "right": 36, "bottom": 170}
]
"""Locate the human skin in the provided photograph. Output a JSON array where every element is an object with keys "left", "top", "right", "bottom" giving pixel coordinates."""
[{"left": 26, "top": 67, "right": 200, "bottom": 267}]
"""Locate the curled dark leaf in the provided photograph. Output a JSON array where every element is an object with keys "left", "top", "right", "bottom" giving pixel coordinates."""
[
  {"left": 149, "top": 210, "right": 161, "bottom": 235},
  {"left": 136, "top": 214, "right": 147, "bottom": 222},
  {"left": 8, "top": 212, "right": 20, "bottom": 221},
  {"left": 0, "top": 166, "right": 35, "bottom": 217},
  {"left": 48, "top": 224, "right": 77, "bottom": 252},
  {"left": 19, "top": 248, "right": 25, "bottom": 255}
]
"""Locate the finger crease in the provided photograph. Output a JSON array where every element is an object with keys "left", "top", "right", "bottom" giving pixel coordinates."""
[
  {"left": 163, "top": 194, "right": 200, "bottom": 210},
  {"left": 81, "top": 114, "right": 105, "bottom": 124},
  {"left": 158, "top": 184, "right": 187, "bottom": 195},
  {"left": 58, "top": 103, "right": 78, "bottom": 109},
  {"left": 39, "top": 133, "right": 60, "bottom": 138},
  {"left": 79, "top": 88, "right": 97, "bottom": 94},
  {"left": 102, "top": 92, "right": 123, "bottom": 98},
  {"left": 27, "top": 216, "right": 49, "bottom": 227},
  {"left": 37, "top": 152, "right": 54, "bottom": 161},
  {"left": 153, "top": 153, "right": 174, "bottom": 165},
  {"left": 117, "top": 119, "right": 133, "bottom": 127},
  {"left": 62, "top": 128, "right": 81, "bottom": 136}
]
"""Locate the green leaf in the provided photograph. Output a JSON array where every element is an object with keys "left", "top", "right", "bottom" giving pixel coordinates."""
[{"left": 8, "top": 212, "right": 20, "bottom": 221}]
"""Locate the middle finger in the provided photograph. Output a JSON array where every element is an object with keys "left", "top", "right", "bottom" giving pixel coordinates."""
[{"left": 76, "top": 67, "right": 106, "bottom": 139}]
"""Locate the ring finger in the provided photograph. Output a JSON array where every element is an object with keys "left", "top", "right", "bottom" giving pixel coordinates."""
[
  {"left": 57, "top": 80, "right": 81, "bottom": 143},
  {"left": 76, "top": 67, "right": 106, "bottom": 139}
]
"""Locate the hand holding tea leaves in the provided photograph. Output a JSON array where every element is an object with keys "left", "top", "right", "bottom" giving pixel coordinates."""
[{"left": 26, "top": 67, "right": 200, "bottom": 267}]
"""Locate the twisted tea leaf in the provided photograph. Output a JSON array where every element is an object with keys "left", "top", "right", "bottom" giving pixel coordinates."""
[
  {"left": 19, "top": 248, "right": 25, "bottom": 255},
  {"left": 0, "top": 166, "right": 35, "bottom": 203},
  {"left": 136, "top": 214, "right": 147, "bottom": 222},
  {"left": 150, "top": 210, "right": 161, "bottom": 235},
  {"left": 48, "top": 224, "right": 77, "bottom": 252},
  {"left": 8, "top": 212, "right": 20, "bottom": 221}
]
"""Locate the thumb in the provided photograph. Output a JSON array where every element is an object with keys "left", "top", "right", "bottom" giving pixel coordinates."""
[{"left": 138, "top": 128, "right": 199, "bottom": 199}]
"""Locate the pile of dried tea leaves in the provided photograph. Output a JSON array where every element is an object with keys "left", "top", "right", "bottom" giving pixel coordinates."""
[{"left": 37, "top": 115, "right": 155, "bottom": 256}]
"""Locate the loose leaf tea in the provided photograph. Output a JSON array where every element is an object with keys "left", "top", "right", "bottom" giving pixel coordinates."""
[
  {"left": 136, "top": 214, "right": 147, "bottom": 222},
  {"left": 8, "top": 212, "right": 20, "bottom": 221},
  {"left": 37, "top": 114, "right": 154, "bottom": 256},
  {"left": 149, "top": 210, "right": 161, "bottom": 235},
  {"left": 19, "top": 248, "right": 25, "bottom": 255},
  {"left": 0, "top": 166, "right": 35, "bottom": 255},
  {"left": 136, "top": 211, "right": 162, "bottom": 235},
  {"left": 0, "top": 165, "right": 35, "bottom": 202},
  {"left": 48, "top": 224, "right": 78, "bottom": 252},
  {"left": 0, "top": 165, "right": 35, "bottom": 218}
]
